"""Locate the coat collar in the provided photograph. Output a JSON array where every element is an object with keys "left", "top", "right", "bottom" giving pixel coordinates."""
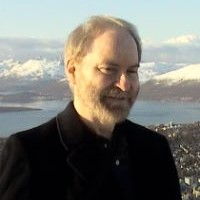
[
  {"left": 56, "top": 101, "right": 110, "bottom": 150},
  {"left": 55, "top": 101, "right": 129, "bottom": 182},
  {"left": 56, "top": 101, "right": 128, "bottom": 151}
]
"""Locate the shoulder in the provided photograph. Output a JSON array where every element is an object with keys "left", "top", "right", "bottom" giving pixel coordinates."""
[
  {"left": 123, "top": 119, "right": 166, "bottom": 140},
  {"left": 0, "top": 134, "right": 31, "bottom": 199},
  {"left": 123, "top": 120, "right": 174, "bottom": 168},
  {"left": 4, "top": 117, "right": 67, "bottom": 169},
  {"left": 0, "top": 134, "right": 27, "bottom": 166},
  {"left": 0, "top": 118, "right": 58, "bottom": 199},
  {"left": 13, "top": 117, "right": 57, "bottom": 147},
  {"left": 15, "top": 117, "right": 57, "bottom": 140},
  {"left": 8, "top": 117, "right": 62, "bottom": 161},
  {"left": 122, "top": 119, "right": 169, "bottom": 151},
  {"left": 122, "top": 121, "right": 181, "bottom": 199}
]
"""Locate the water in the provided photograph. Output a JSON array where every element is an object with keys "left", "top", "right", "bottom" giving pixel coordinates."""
[{"left": 0, "top": 100, "right": 200, "bottom": 137}]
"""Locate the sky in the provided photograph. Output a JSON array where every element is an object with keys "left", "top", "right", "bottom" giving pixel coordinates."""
[{"left": 0, "top": 0, "right": 200, "bottom": 63}]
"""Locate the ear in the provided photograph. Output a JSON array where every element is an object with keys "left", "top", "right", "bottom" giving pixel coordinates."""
[{"left": 65, "top": 59, "right": 76, "bottom": 85}]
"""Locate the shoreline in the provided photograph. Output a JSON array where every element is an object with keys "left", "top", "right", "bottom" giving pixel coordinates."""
[{"left": 0, "top": 106, "right": 42, "bottom": 113}]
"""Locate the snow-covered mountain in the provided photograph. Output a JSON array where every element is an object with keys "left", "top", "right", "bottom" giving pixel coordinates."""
[
  {"left": 0, "top": 59, "right": 67, "bottom": 99},
  {"left": 0, "top": 58, "right": 199, "bottom": 102},
  {"left": 154, "top": 63, "right": 200, "bottom": 84},
  {"left": 0, "top": 58, "right": 186, "bottom": 83},
  {"left": 139, "top": 62, "right": 186, "bottom": 83},
  {"left": 0, "top": 59, "right": 64, "bottom": 80},
  {"left": 139, "top": 63, "right": 200, "bottom": 102}
]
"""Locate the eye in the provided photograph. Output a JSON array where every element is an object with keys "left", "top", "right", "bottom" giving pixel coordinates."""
[
  {"left": 127, "top": 67, "right": 138, "bottom": 75},
  {"left": 99, "top": 66, "right": 118, "bottom": 75}
]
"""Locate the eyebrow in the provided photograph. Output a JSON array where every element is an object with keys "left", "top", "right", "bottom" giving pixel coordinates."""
[
  {"left": 103, "top": 61, "right": 118, "bottom": 67},
  {"left": 103, "top": 60, "right": 140, "bottom": 68}
]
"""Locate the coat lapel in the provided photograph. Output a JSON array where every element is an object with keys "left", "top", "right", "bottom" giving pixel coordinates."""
[
  {"left": 56, "top": 102, "right": 141, "bottom": 199},
  {"left": 56, "top": 102, "right": 112, "bottom": 182}
]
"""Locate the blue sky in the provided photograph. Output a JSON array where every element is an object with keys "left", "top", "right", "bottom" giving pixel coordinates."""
[
  {"left": 1, "top": 0, "right": 199, "bottom": 41},
  {"left": 0, "top": 0, "right": 200, "bottom": 62}
]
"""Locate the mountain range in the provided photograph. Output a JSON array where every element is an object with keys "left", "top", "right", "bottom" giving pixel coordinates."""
[
  {"left": 0, "top": 58, "right": 199, "bottom": 102},
  {"left": 139, "top": 63, "right": 200, "bottom": 102}
]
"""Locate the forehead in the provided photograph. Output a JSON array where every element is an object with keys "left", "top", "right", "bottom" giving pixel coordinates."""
[
  {"left": 95, "top": 28, "right": 135, "bottom": 46},
  {"left": 89, "top": 28, "right": 138, "bottom": 62}
]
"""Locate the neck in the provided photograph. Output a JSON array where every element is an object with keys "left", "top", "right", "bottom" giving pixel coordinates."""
[
  {"left": 73, "top": 101, "right": 115, "bottom": 139},
  {"left": 81, "top": 117, "right": 114, "bottom": 139}
]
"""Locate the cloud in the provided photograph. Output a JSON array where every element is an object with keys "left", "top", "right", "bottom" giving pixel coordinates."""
[
  {"left": 165, "top": 34, "right": 200, "bottom": 46},
  {"left": 0, "top": 35, "right": 200, "bottom": 64},
  {"left": 142, "top": 34, "right": 200, "bottom": 63},
  {"left": 0, "top": 37, "right": 63, "bottom": 61}
]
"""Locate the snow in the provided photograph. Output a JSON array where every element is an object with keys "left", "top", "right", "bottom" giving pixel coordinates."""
[
  {"left": 0, "top": 58, "right": 198, "bottom": 85},
  {"left": 0, "top": 59, "right": 64, "bottom": 80},
  {"left": 1, "top": 59, "right": 162, "bottom": 82},
  {"left": 154, "top": 63, "right": 200, "bottom": 84},
  {"left": 139, "top": 62, "right": 185, "bottom": 83},
  {"left": 139, "top": 62, "right": 158, "bottom": 83}
]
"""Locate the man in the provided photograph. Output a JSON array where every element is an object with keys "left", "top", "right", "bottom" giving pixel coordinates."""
[{"left": 0, "top": 15, "right": 182, "bottom": 200}]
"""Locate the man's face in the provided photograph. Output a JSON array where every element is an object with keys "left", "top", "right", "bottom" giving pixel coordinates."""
[{"left": 73, "top": 28, "right": 140, "bottom": 124}]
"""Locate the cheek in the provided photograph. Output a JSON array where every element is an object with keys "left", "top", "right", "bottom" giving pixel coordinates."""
[
  {"left": 130, "top": 75, "right": 139, "bottom": 87},
  {"left": 130, "top": 78, "right": 140, "bottom": 91},
  {"left": 135, "top": 78, "right": 140, "bottom": 88},
  {"left": 75, "top": 68, "right": 89, "bottom": 85},
  {"left": 93, "top": 71, "right": 115, "bottom": 88}
]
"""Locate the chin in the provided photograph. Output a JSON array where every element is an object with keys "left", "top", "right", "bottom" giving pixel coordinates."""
[
  {"left": 115, "top": 113, "right": 129, "bottom": 123},
  {"left": 106, "top": 108, "right": 130, "bottom": 124}
]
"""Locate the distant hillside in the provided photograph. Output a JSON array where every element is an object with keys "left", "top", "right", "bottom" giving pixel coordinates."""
[
  {"left": 0, "top": 106, "right": 42, "bottom": 113},
  {"left": 0, "top": 59, "right": 64, "bottom": 80},
  {"left": 139, "top": 64, "right": 200, "bottom": 102},
  {"left": 0, "top": 58, "right": 200, "bottom": 102},
  {"left": 0, "top": 58, "right": 184, "bottom": 83},
  {"left": 154, "top": 63, "right": 200, "bottom": 84}
]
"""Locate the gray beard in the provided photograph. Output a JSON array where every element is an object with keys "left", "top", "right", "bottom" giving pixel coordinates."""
[{"left": 76, "top": 83, "right": 138, "bottom": 124}]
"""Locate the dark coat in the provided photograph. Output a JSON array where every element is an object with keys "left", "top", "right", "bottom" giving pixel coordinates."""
[{"left": 0, "top": 102, "right": 182, "bottom": 200}]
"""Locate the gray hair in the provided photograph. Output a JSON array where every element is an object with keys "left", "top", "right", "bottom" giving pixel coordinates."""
[{"left": 64, "top": 15, "right": 142, "bottom": 66}]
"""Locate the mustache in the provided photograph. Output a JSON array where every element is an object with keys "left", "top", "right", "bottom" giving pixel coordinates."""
[{"left": 101, "top": 87, "right": 132, "bottom": 98}]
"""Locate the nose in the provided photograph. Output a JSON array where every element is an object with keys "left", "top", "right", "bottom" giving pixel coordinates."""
[{"left": 114, "top": 73, "right": 131, "bottom": 91}]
